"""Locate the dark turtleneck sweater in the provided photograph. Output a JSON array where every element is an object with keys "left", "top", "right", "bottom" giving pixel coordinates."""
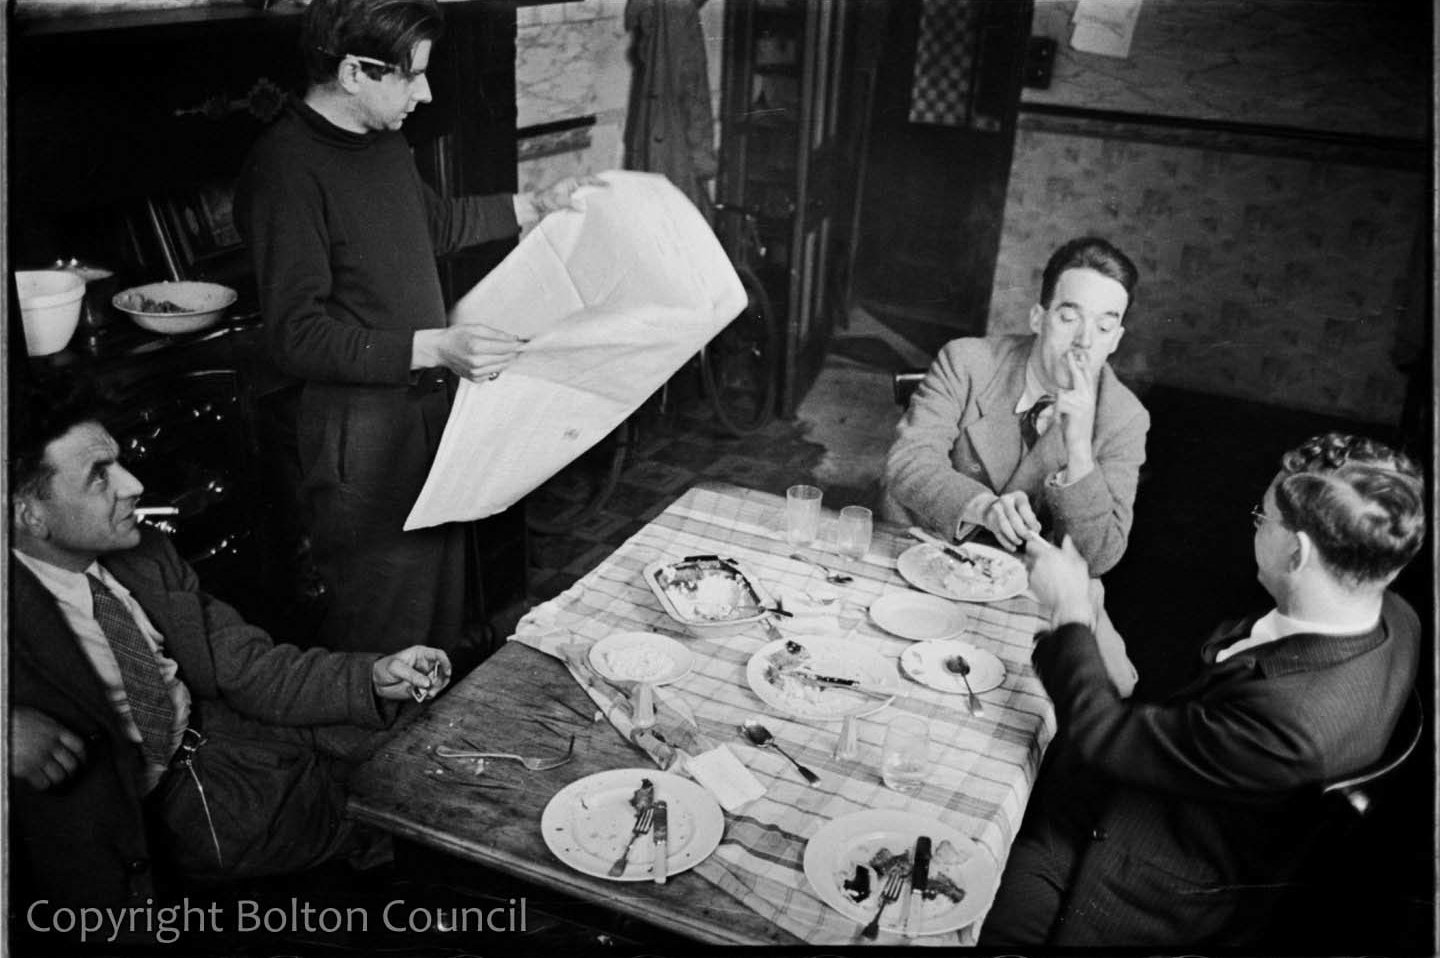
[{"left": 236, "top": 98, "right": 519, "bottom": 386}]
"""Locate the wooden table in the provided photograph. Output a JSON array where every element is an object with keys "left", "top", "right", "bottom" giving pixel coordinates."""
[{"left": 348, "top": 482, "right": 1053, "bottom": 946}]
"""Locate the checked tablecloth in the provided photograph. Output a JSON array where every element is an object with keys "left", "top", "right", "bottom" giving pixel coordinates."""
[{"left": 514, "top": 482, "right": 1055, "bottom": 946}]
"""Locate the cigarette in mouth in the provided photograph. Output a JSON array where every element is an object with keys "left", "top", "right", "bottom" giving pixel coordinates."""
[{"left": 135, "top": 506, "right": 180, "bottom": 518}]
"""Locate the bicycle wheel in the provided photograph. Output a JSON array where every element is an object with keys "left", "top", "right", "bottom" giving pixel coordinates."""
[
  {"left": 701, "top": 264, "right": 780, "bottom": 436},
  {"left": 524, "top": 419, "right": 632, "bottom": 535}
]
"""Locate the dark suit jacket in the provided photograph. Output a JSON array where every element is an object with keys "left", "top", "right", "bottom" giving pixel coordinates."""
[
  {"left": 1016, "top": 592, "right": 1419, "bottom": 946},
  {"left": 882, "top": 335, "right": 1149, "bottom": 574},
  {"left": 9, "top": 529, "right": 394, "bottom": 907}
]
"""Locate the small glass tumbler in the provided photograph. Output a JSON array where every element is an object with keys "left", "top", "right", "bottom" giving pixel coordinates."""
[
  {"left": 785, "top": 484, "right": 823, "bottom": 546},
  {"left": 881, "top": 715, "right": 931, "bottom": 794},
  {"left": 835, "top": 505, "right": 873, "bottom": 560}
]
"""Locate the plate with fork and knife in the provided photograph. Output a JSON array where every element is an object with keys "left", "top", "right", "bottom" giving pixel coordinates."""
[
  {"left": 541, "top": 769, "right": 724, "bottom": 881},
  {"left": 803, "top": 810, "right": 998, "bottom": 937},
  {"left": 898, "top": 527, "right": 1028, "bottom": 603}
]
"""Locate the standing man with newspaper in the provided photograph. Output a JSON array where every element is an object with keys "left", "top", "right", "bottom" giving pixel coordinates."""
[{"left": 238, "top": 0, "right": 592, "bottom": 657}]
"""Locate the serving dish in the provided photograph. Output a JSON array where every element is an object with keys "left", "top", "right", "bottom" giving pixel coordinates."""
[{"left": 644, "top": 555, "right": 774, "bottom": 637}]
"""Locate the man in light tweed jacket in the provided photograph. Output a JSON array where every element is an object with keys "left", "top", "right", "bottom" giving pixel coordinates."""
[{"left": 881, "top": 236, "right": 1149, "bottom": 576}]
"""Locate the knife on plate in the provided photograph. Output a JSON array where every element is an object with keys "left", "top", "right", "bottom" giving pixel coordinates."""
[
  {"left": 652, "top": 801, "right": 669, "bottom": 885},
  {"left": 908, "top": 526, "right": 977, "bottom": 566},
  {"left": 795, "top": 671, "right": 893, "bottom": 698},
  {"left": 901, "top": 835, "right": 931, "bottom": 937}
]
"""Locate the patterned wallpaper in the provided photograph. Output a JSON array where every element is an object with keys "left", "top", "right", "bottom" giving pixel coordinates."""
[
  {"left": 1023, "top": 0, "right": 1428, "bottom": 139},
  {"left": 990, "top": 130, "right": 1422, "bottom": 423},
  {"left": 989, "top": 1, "right": 1427, "bottom": 424}
]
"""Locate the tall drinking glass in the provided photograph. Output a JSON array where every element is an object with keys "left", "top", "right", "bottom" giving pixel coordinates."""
[
  {"left": 881, "top": 715, "right": 930, "bottom": 794},
  {"left": 836, "top": 505, "right": 873, "bottom": 560},
  {"left": 785, "top": 484, "right": 823, "bottom": 546}
]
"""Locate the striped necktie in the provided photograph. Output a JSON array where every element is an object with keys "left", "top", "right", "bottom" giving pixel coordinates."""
[
  {"left": 87, "top": 575, "right": 176, "bottom": 767},
  {"left": 1020, "top": 395, "right": 1055, "bottom": 449}
]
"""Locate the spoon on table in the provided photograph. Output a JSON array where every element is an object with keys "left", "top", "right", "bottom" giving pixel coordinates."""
[
  {"left": 944, "top": 655, "right": 985, "bottom": 716},
  {"left": 790, "top": 553, "right": 854, "bottom": 584},
  {"left": 740, "top": 719, "right": 820, "bottom": 786}
]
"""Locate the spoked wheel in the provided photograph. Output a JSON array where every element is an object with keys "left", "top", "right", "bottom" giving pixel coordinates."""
[
  {"left": 701, "top": 264, "right": 780, "bottom": 436},
  {"left": 524, "top": 419, "right": 632, "bottom": 535}
]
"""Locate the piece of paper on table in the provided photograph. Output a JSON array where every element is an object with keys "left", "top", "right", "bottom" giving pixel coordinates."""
[
  {"left": 1071, "top": 0, "right": 1141, "bottom": 58},
  {"left": 404, "top": 170, "right": 746, "bottom": 530},
  {"left": 685, "top": 744, "right": 766, "bottom": 811}
]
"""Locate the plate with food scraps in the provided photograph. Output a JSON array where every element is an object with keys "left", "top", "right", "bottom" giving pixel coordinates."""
[
  {"left": 588, "top": 631, "right": 693, "bottom": 686},
  {"left": 645, "top": 555, "right": 775, "bottom": 638},
  {"left": 541, "top": 768, "right": 724, "bottom": 882},
  {"left": 899, "top": 640, "right": 1005, "bottom": 695},
  {"left": 746, "top": 636, "right": 901, "bottom": 721},
  {"left": 803, "top": 809, "right": 998, "bottom": 937},
  {"left": 868, "top": 592, "right": 967, "bottom": 641},
  {"left": 896, "top": 542, "right": 1027, "bottom": 603}
]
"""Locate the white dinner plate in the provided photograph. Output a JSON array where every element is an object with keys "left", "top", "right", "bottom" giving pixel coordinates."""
[
  {"left": 896, "top": 543, "right": 1028, "bottom": 603},
  {"left": 899, "top": 640, "right": 1006, "bottom": 695},
  {"left": 868, "top": 592, "right": 967, "bottom": 641},
  {"left": 588, "top": 631, "right": 694, "bottom": 685},
  {"left": 803, "top": 809, "right": 998, "bottom": 937},
  {"left": 746, "top": 636, "right": 901, "bottom": 722},
  {"left": 541, "top": 769, "right": 724, "bottom": 882}
]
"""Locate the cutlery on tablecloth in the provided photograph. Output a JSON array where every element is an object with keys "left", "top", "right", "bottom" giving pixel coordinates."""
[
  {"left": 789, "top": 553, "right": 854, "bottom": 584},
  {"left": 900, "top": 835, "right": 931, "bottom": 936},
  {"left": 652, "top": 801, "right": 669, "bottom": 884},
  {"left": 608, "top": 803, "right": 655, "bottom": 877},
  {"left": 860, "top": 868, "right": 906, "bottom": 940},
  {"left": 741, "top": 719, "right": 820, "bottom": 786}
]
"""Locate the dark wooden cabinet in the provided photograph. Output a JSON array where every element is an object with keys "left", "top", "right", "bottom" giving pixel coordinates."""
[
  {"left": 717, "top": 0, "right": 879, "bottom": 416},
  {"left": 9, "top": 2, "right": 527, "bottom": 647}
]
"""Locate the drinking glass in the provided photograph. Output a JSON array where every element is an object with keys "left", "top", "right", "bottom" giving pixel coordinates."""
[
  {"left": 785, "top": 484, "right": 823, "bottom": 546},
  {"left": 835, "top": 505, "right": 873, "bottom": 560},
  {"left": 881, "top": 715, "right": 930, "bottom": 794}
]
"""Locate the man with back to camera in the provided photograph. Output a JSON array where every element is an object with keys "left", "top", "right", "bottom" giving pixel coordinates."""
[
  {"left": 8, "top": 377, "right": 453, "bottom": 910},
  {"left": 237, "top": 0, "right": 596, "bottom": 657},
  {"left": 881, "top": 236, "right": 1149, "bottom": 577},
  {"left": 979, "top": 432, "right": 1424, "bottom": 947}
]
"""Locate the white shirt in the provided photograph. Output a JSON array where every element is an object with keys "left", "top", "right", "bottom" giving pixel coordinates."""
[
  {"left": 14, "top": 550, "right": 192, "bottom": 792},
  {"left": 1216, "top": 608, "right": 1381, "bottom": 662}
]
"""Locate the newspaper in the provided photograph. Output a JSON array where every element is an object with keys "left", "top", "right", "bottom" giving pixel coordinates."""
[{"left": 404, "top": 170, "right": 746, "bottom": 530}]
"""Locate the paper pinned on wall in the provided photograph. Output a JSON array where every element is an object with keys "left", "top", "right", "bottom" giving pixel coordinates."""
[
  {"left": 403, "top": 170, "right": 746, "bottom": 531},
  {"left": 1071, "top": 0, "right": 1142, "bottom": 59}
]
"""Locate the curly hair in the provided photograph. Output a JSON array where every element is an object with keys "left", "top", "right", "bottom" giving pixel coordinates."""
[
  {"left": 1273, "top": 432, "right": 1426, "bottom": 587},
  {"left": 1039, "top": 236, "right": 1140, "bottom": 315},
  {"left": 301, "top": 0, "right": 445, "bottom": 86},
  {"left": 10, "top": 376, "right": 118, "bottom": 501}
]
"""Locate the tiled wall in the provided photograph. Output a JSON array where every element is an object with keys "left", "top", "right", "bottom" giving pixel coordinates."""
[
  {"left": 514, "top": 0, "right": 725, "bottom": 193},
  {"left": 1023, "top": 0, "right": 1427, "bottom": 138},
  {"left": 989, "top": 1, "right": 1426, "bottom": 424}
]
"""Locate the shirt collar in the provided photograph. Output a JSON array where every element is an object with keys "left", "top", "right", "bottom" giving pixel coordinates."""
[
  {"left": 1015, "top": 361, "right": 1052, "bottom": 415},
  {"left": 13, "top": 549, "right": 124, "bottom": 607}
]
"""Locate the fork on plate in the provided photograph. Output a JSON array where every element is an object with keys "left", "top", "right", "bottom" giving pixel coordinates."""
[
  {"left": 860, "top": 869, "right": 906, "bottom": 940},
  {"left": 435, "top": 734, "right": 576, "bottom": 771},
  {"left": 607, "top": 804, "right": 655, "bottom": 877}
]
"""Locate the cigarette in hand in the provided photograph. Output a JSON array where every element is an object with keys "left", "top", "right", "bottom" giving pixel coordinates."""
[{"left": 412, "top": 664, "right": 437, "bottom": 703}]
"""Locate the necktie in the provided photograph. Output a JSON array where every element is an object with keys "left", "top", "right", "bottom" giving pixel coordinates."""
[
  {"left": 87, "top": 575, "right": 176, "bottom": 767},
  {"left": 1020, "top": 395, "right": 1055, "bottom": 450}
]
